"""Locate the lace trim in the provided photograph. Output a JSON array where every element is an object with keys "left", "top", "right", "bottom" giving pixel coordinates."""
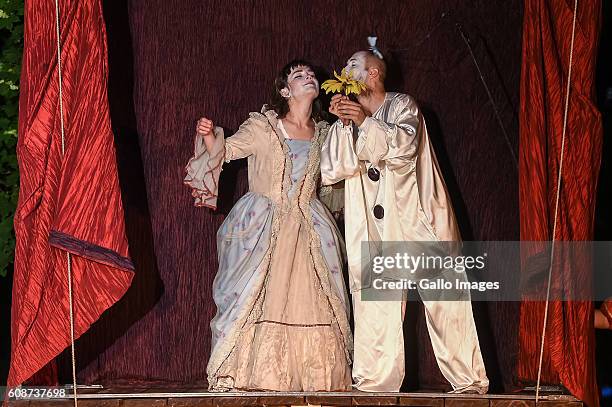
[
  {"left": 319, "top": 185, "right": 333, "bottom": 197},
  {"left": 296, "top": 123, "right": 353, "bottom": 364},
  {"left": 223, "top": 143, "right": 232, "bottom": 163}
]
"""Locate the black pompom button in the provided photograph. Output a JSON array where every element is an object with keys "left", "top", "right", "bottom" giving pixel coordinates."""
[
  {"left": 367, "top": 167, "right": 380, "bottom": 182},
  {"left": 373, "top": 204, "right": 384, "bottom": 219}
]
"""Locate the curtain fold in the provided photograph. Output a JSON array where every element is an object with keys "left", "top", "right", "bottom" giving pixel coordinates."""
[
  {"left": 9, "top": 0, "right": 134, "bottom": 387},
  {"left": 518, "top": 1, "right": 603, "bottom": 406}
]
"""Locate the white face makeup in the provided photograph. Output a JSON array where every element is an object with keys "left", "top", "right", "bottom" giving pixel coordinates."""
[
  {"left": 344, "top": 52, "right": 368, "bottom": 82},
  {"left": 283, "top": 66, "right": 319, "bottom": 100}
]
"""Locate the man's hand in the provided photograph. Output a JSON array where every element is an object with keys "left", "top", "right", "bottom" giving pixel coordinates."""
[
  {"left": 329, "top": 94, "right": 351, "bottom": 126},
  {"left": 196, "top": 117, "right": 215, "bottom": 137},
  {"left": 337, "top": 100, "right": 367, "bottom": 127}
]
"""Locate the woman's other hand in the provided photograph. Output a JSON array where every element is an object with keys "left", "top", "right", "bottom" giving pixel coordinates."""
[{"left": 196, "top": 117, "right": 215, "bottom": 137}]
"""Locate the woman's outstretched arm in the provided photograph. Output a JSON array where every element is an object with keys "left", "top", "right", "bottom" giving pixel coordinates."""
[{"left": 184, "top": 116, "right": 256, "bottom": 209}]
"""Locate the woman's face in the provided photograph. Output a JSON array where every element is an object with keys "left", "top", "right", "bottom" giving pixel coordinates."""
[{"left": 283, "top": 65, "right": 319, "bottom": 101}]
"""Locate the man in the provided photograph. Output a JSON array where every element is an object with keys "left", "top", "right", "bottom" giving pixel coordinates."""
[{"left": 320, "top": 48, "right": 489, "bottom": 393}]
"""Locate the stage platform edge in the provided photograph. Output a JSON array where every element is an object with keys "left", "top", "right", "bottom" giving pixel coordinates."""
[{"left": 6, "top": 390, "right": 583, "bottom": 407}]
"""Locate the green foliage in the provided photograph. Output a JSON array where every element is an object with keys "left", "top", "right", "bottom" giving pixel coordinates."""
[{"left": 0, "top": 0, "right": 23, "bottom": 277}]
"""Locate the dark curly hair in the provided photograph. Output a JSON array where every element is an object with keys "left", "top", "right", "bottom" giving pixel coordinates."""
[{"left": 267, "top": 59, "right": 323, "bottom": 121}]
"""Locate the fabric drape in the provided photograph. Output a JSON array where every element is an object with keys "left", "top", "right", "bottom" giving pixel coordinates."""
[
  {"left": 518, "top": 1, "right": 603, "bottom": 406},
  {"left": 9, "top": 0, "right": 134, "bottom": 387}
]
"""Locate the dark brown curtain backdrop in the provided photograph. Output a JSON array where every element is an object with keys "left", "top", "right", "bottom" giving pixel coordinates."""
[{"left": 60, "top": 0, "right": 522, "bottom": 392}]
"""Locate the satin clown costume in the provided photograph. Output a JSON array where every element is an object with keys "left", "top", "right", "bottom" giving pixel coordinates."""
[{"left": 321, "top": 92, "right": 489, "bottom": 393}]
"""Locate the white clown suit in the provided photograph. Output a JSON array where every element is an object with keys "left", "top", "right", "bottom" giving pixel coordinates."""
[{"left": 320, "top": 92, "right": 489, "bottom": 393}]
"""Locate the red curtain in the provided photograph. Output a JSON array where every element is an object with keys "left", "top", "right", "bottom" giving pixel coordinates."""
[
  {"left": 518, "top": 1, "right": 603, "bottom": 406},
  {"left": 9, "top": 0, "right": 134, "bottom": 386}
]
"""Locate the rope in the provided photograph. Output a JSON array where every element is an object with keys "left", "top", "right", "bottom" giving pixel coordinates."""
[
  {"left": 393, "top": 13, "right": 518, "bottom": 169},
  {"left": 535, "top": 0, "right": 578, "bottom": 402},
  {"left": 455, "top": 23, "right": 518, "bottom": 169},
  {"left": 54, "top": 0, "right": 78, "bottom": 405}
]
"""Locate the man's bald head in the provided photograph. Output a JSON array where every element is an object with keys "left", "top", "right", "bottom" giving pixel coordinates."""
[{"left": 361, "top": 50, "right": 387, "bottom": 83}]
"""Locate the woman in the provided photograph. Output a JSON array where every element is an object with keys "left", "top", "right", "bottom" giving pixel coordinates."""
[{"left": 184, "top": 60, "right": 352, "bottom": 391}]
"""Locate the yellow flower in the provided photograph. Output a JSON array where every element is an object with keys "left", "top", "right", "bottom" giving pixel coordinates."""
[{"left": 321, "top": 68, "right": 366, "bottom": 96}]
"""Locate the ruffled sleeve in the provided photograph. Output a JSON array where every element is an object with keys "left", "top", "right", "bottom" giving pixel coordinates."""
[
  {"left": 184, "top": 126, "right": 225, "bottom": 209},
  {"left": 184, "top": 116, "right": 257, "bottom": 209},
  {"left": 320, "top": 120, "right": 360, "bottom": 185}
]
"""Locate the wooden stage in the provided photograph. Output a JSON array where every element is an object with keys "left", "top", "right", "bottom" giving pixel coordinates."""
[{"left": 6, "top": 389, "right": 583, "bottom": 407}]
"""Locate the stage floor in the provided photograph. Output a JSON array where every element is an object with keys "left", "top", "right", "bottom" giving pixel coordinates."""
[{"left": 7, "top": 389, "right": 583, "bottom": 407}]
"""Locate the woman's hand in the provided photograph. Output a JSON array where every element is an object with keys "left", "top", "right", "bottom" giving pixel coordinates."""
[
  {"left": 196, "top": 117, "right": 215, "bottom": 137},
  {"left": 329, "top": 95, "right": 350, "bottom": 126}
]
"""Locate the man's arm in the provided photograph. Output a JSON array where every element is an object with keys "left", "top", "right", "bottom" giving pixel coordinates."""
[{"left": 356, "top": 96, "right": 420, "bottom": 170}]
